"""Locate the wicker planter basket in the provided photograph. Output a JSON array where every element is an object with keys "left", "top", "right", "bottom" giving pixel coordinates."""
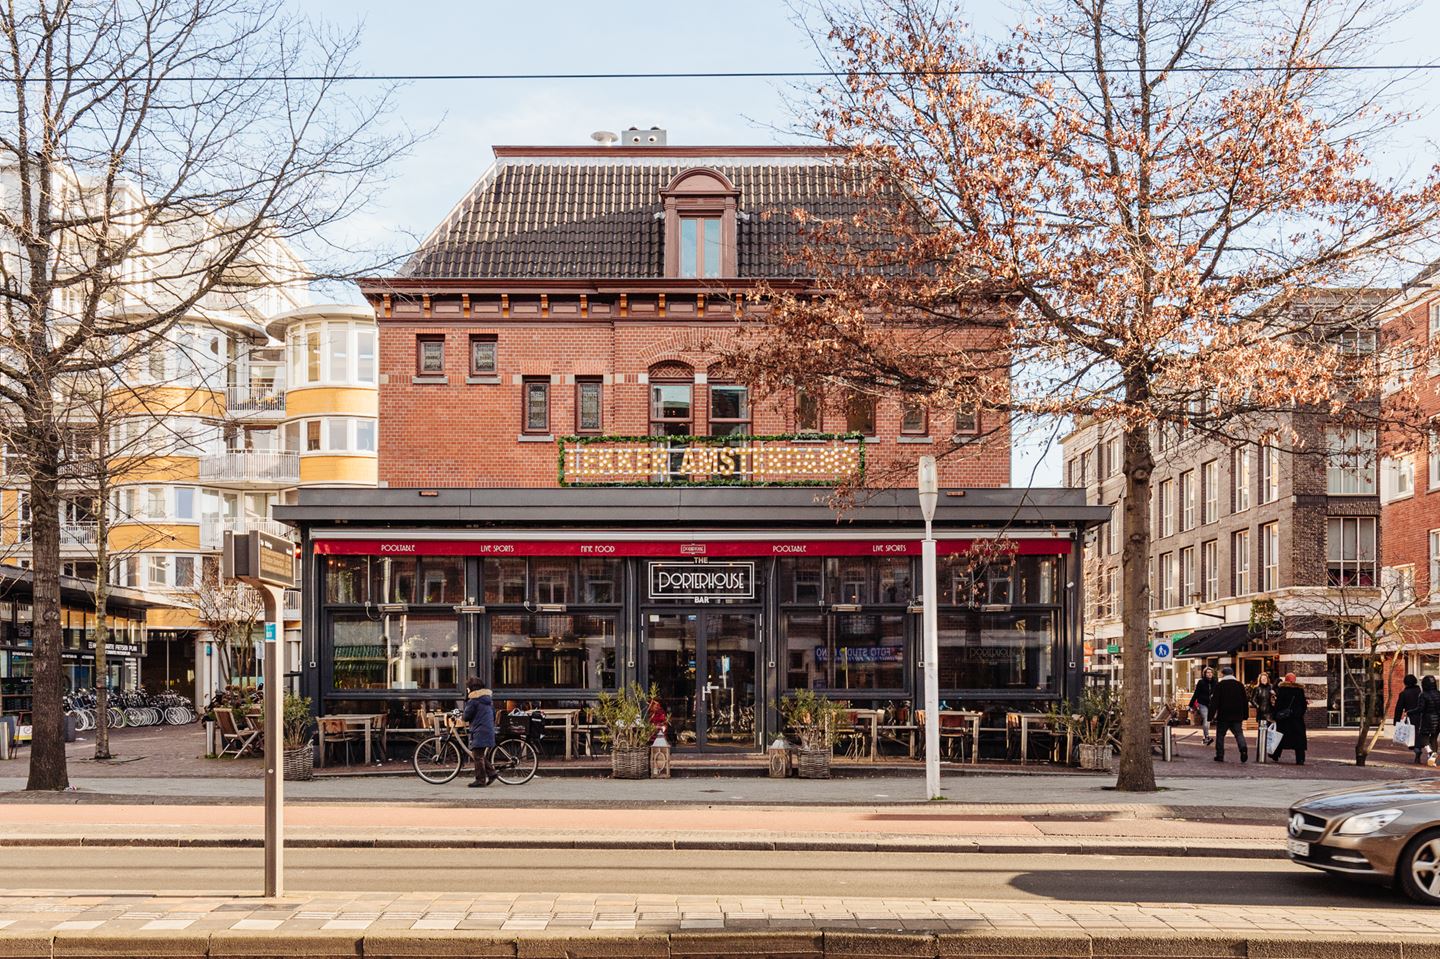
[
  {"left": 1077, "top": 743, "right": 1111, "bottom": 771},
  {"left": 797, "top": 747, "right": 832, "bottom": 780},
  {"left": 283, "top": 746, "right": 313, "bottom": 782},
  {"left": 611, "top": 746, "right": 650, "bottom": 780}
]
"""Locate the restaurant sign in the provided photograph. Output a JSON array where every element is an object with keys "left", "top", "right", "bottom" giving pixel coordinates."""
[
  {"left": 559, "top": 434, "right": 863, "bottom": 487},
  {"left": 648, "top": 562, "right": 755, "bottom": 602}
]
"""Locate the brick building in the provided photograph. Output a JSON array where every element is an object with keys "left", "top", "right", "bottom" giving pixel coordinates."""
[
  {"left": 1379, "top": 268, "right": 1440, "bottom": 685},
  {"left": 1061, "top": 292, "right": 1390, "bottom": 728},
  {"left": 274, "top": 132, "right": 1107, "bottom": 754}
]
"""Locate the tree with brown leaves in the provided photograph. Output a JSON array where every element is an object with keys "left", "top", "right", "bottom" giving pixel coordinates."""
[{"left": 727, "top": 0, "right": 1440, "bottom": 790}]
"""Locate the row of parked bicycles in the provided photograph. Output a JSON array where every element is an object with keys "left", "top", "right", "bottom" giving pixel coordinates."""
[{"left": 63, "top": 688, "right": 199, "bottom": 730}]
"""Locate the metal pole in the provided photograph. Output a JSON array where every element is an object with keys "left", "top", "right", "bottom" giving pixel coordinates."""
[
  {"left": 263, "top": 586, "right": 284, "bottom": 898},
  {"left": 922, "top": 521, "right": 941, "bottom": 799}
]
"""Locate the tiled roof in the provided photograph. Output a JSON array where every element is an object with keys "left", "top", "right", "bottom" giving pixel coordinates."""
[{"left": 400, "top": 152, "right": 864, "bottom": 280}]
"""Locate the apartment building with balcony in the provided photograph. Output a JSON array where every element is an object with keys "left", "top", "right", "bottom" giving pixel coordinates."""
[
  {"left": 0, "top": 290, "right": 378, "bottom": 703},
  {"left": 1062, "top": 294, "right": 1391, "bottom": 729}
]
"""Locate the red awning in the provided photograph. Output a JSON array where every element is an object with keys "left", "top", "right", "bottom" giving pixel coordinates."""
[{"left": 312, "top": 537, "right": 1073, "bottom": 558}]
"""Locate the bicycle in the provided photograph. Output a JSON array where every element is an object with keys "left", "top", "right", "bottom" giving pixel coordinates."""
[{"left": 412, "top": 713, "right": 539, "bottom": 786}]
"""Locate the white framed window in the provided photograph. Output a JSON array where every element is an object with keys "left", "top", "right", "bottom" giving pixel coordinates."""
[
  {"left": 1327, "top": 516, "right": 1377, "bottom": 586},
  {"left": 1385, "top": 564, "right": 1417, "bottom": 604},
  {"left": 1159, "top": 478, "right": 1174, "bottom": 537},
  {"left": 1106, "top": 435, "right": 1122, "bottom": 477},
  {"left": 1326, "top": 428, "right": 1377, "bottom": 495},
  {"left": 1430, "top": 303, "right": 1440, "bottom": 376},
  {"left": 1429, "top": 530, "right": 1440, "bottom": 602},
  {"left": 1107, "top": 508, "right": 1121, "bottom": 555},
  {"left": 1180, "top": 470, "right": 1195, "bottom": 531},
  {"left": 291, "top": 417, "right": 379, "bottom": 455},
  {"left": 1430, "top": 430, "right": 1440, "bottom": 490},
  {"left": 111, "top": 485, "right": 203, "bottom": 523},
  {"left": 1201, "top": 460, "right": 1218, "bottom": 524},
  {"left": 1260, "top": 441, "right": 1280, "bottom": 504},
  {"left": 15, "top": 490, "right": 30, "bottom": 542},
  {"left": 288, "top": 321, "right": 376, "bottom": 388},
  {"left": 1260, "top": 522, "right": 1280, "bottom": 592},
  {"left": 1159, "top": 552, "right": 1176, "bottom": 609},
  {"left": 144, "top": 552, "right": 203, "bottom": 590},
  {"left": 1201, "top": 539, "right": 1219, "bottom": 603},
  {"left": 1232, "top": 447, "right": 1251, "bottom": 512},
  {"left": 1232, "top": 529, "right": 1251, "bottom": 596},
  {"left": 1106, "top": 567, "right": 1121, "bottom": 616},
  {"left": 1179, "top": 546, "right": 1196, "bottom": 607},
  {"left": 1382, "top": 455, "right": 1415, "bottom": 504},
  {"left": 1384, "top": 344, "right": 1416, "bottom": 396}
]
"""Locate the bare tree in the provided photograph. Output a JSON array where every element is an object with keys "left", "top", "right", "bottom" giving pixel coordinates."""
[
  {"left": 727, "top": 0, "right": 1440, "bottom": 791},
  {"left": 0, "top": 0, "right": 412, "bottom": 790},
  {"left": 183, "top": 570, "right": 264, "bottom": 689}
]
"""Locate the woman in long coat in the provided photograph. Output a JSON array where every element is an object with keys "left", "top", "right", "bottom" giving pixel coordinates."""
[
  {"left": 1269, "top": 673, "right": 1308, "bottom": 765},
  {"left": 462, "top": 676, "right": 497, "bottom": 787}
]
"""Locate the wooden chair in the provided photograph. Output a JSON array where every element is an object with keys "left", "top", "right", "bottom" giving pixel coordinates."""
[
  {"left": 1150, "top": 705, "right": 1176, "bottom": 760},
  {"left": 215, "top": 708, "right": 260, "bottom": 759},
  {"left": 319, "top": 717, "right": 362, "bottom": 766},
  {"left": 938, "top": 713, "right": 969, "bottom": 761}
]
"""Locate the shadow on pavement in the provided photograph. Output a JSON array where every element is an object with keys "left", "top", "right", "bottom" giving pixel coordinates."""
[{"left": 1007, "top": 865, "right": 1417, "bottom": 909}]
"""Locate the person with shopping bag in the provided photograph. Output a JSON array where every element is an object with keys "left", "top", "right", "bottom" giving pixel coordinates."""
[
  {"left": 1394, "top": 674, "right": 1422, "bottom": 763},
  {"left": 1269, "top": 673, "right": 1308, "bottom": 765},
  {"left": 1252, "top": 672, "right": 1279, "bottom": 760}
]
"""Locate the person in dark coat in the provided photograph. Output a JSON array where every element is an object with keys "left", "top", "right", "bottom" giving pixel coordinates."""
[
  {"left": 1269, "top": 673, "right": 1308, "bottom": 765},
  {"left": 1418, "top": 675, "right": 1440, "bottom": 765},
  {"left": 1394, "top": 674, "right": 1424, "bottom": 763},
  {"left": 461, "top": 676, "right": 497, "bottom": 787},
  {"left": 1209, "top": 666, "right": 1250, "bottom": 763},
  {"left": 1189, "top": 667, "right": 1216, "bottom": 746},
  {"left": 1252, "top": 672, "right": 1277, "bottom": 724}
]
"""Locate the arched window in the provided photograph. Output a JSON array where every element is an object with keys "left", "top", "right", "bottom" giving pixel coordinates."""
[
  {"left": 662, "top": 169, "right": 739, "bottom": 279},
  {"left": 649, "top": 362, "right": 694, "bottom": 438}
]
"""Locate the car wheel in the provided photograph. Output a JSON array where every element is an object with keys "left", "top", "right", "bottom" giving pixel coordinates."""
[{"left": 1399, "top": 830, "right": 1440, "bottom": 904}]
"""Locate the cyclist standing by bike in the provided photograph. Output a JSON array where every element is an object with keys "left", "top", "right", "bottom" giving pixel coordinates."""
[{"left": 462, "top": 676, "right": 496, "bottom": 787}]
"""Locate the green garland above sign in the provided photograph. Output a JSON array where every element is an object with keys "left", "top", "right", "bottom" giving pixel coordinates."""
[{"left": 557, "top": 432, "right": 866, "bottom": 487}]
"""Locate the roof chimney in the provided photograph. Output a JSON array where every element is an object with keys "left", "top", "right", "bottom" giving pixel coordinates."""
[{"left": 622, "top": 126, "right": 667, "bottom": 146}]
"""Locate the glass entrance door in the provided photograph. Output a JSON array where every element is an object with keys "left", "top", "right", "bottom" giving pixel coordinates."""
[{"left": 645, "top": 611, "right": 758, "bottom": 750}]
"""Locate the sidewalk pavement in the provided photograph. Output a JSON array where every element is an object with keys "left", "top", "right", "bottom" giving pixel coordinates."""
[
  {"left": 2, "top": 890, "right": 1439, "bottom": 956},
  {"left": 0, "top": 799, "right": 1289, "bottom": 858},
  {"left": 0, "top": 771, "right": 1378, "bottom": 811}
]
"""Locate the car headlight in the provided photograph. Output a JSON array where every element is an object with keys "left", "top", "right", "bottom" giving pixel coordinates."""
[{"left": 1336, "top": 809, "right": 1404, "bottom": 835}]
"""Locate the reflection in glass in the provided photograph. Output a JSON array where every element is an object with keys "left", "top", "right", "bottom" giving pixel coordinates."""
[
  {"left": 937, "top": 610, "right": 1054, "bottom": 691},
  {"left": 484, "top": 558, "right": 526, "bottom": 604},
  {"left": 784, "top": 613, "right": 905, "bottom": 691},
  {"left": 491, "top": 614, "right": 616, "bottom": 690}
]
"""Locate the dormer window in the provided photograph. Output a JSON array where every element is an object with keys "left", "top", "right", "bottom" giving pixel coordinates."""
[
  {"left": 680, "top": 216, "right": 722, "bottom": 278},
  {"left": 662, "top": 169, "right": 739, "bottom": 279}
]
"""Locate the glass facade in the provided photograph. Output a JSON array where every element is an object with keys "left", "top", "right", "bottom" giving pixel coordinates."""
[{"left": 309, "top": 550, "right": 1075, "bottom": 743}]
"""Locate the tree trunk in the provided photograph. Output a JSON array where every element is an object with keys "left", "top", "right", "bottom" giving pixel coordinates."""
[
  {"left": 1115, "top": 422, "right": 1157, "bottom": 792},
  {"left": 25, "top": 430, "right": 69, "bottom": 791}
]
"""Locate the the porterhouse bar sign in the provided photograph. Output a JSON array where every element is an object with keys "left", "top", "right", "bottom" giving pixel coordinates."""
[
  {"left": 559, "top": 434, "right": 862, "bottom": 486},
  {"left": 649, "top": 562, "right": 755, "bottom": 601}
]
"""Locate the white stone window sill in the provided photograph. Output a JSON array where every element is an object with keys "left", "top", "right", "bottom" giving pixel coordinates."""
[
  {"left": 411, "top": 375, "right": 448, "bottom": 385},
  {"left": 466, "top": 374, "right": 501, "bottom": 385},
  {"left": 518, "top": 434, "right": 555, "bottom": 443},
  {"left": 897, "top": 435, "right": 932, "bottom": 444}
]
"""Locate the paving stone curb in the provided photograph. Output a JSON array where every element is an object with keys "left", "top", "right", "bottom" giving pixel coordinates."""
[
  {"left": 0, "top": 836, "right": 1286, "bottom": 859},
  {"left": 4, "top": 931, "right": 1440, "bottom": 959}
]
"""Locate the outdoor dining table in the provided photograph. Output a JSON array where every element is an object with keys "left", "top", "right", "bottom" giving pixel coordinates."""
[
  {"left": 1007, "top": 711, "right": 1069, "bottom": 764},
  {"left": 316, "top": 713, "right": 384, "bottom": 767},
  {"left": 852, "top": 708, "right": 883, "bottom": 761},
  {"left": 541, "top": 708, "right": 583, "bottom": 760},
  {"left": 929, "top": 710, "right": 983, "bottom": 764}
]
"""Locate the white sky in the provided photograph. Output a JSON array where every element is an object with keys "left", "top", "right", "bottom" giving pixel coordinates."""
[{"left": 295, "top": 0, "right": 1440, "bottom": 488}]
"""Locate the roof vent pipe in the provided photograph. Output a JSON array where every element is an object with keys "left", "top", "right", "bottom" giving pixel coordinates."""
[{"left": 591, "top": 130, "right": 618, "bottom": 146}]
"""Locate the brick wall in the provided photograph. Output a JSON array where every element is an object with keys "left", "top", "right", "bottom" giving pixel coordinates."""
[{"left": 373, "top": 293, "right": 1011, "bottom": 489}]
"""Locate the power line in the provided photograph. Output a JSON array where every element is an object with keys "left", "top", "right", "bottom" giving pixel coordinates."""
[{"left": 16, "top": 64, "right": 1440, "bottom": 83}]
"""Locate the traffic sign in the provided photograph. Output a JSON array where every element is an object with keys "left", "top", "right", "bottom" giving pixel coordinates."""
[
  {"left": 1153, "top": 640, "right": 1174, "bottom": 661},
  {"left": 1105, "top": 644, "right": 1120, "bottom": 655}
]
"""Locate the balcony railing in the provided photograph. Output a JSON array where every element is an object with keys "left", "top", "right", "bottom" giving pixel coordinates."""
[
  {"left": 225, "top": 385, "right": 286, "bottom": 415},
  {"left": 282, "top": 589, "right": 302, "bottom": 619},
  {"left": 59, "top": 523, "right": 99, "bottom": 546},
  {"left": 198, "top": 450, "right": 299, "bottom": 486},
  {"left": 200, "top": 514, "right": 297, "bottom": 549}
]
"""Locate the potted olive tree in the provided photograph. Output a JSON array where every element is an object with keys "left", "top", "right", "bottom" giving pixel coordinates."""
[
  {"left": 595, "top": 682, "right": 658, "bottom": 779},
  {"left": 780, "top": 689, "right": 846, "bottom": 779},
  {"left": 1049, "top": 689, "right": 1122, "bottom": 771},
  {"left": 258, "top": 693, "right": 315, "bottom": 781}
]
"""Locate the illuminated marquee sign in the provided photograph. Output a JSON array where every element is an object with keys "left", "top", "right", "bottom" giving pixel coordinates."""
[
  {"left": 649, "top": 562, "right": 755, "bottom": 601},
  {"left": 559, "top": 434, "right": 863, "bottom": 486}
]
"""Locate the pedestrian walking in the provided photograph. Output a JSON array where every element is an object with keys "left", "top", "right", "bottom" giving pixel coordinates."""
[
  {"left": 1252, "top": 672, "right": 1276, "bottom": 723},
  {"left": 1189, "top": 666, "right": 1215, "bottom": 746},
  {"left": 462, "top": 676, "right": 496, "bottom": 788},
  {"left": 1394, "top": 674, "right": 1424, "bottom": 763},
  {"left": 1210, "top": 666, "right": 1250, "bottom": 763},
  {"left": 1419, "top": 675, "right": 1440, "bottom": 766},
  {"left": 1269, "top": 673, "right": 1308, "bottom": 765}
]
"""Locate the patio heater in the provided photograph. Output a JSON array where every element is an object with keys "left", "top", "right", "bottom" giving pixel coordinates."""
[{"left": 917, "top": 456, "right": 942, "bottom": 800}]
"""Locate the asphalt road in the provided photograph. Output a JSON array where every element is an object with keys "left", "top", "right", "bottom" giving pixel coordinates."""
[{"left": 2, "top": 846, "right": 1415, "bottom": 910}]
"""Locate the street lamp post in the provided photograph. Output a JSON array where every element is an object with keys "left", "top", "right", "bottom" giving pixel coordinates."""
[{"left": 917, "top": 456, "right": 941, "bottom": 800}]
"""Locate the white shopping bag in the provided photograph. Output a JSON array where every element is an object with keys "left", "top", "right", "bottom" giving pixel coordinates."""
[
  {"left": 1265, "top": 723, "right": 1284, "bottom": 754},
  {"left": 1395, "top": 719, "right": 1417, "bottom": 748}
]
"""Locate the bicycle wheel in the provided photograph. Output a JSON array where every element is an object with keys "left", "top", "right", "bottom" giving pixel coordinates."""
[
  {"left": 108, "top": 707, "right": 125, "bottom": 728},
  {"left": 493, "top": 738, "right": 538, "bottom": 785},
  {"left": 412, "top": 736, "right": 463, "bottom": 785}
]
